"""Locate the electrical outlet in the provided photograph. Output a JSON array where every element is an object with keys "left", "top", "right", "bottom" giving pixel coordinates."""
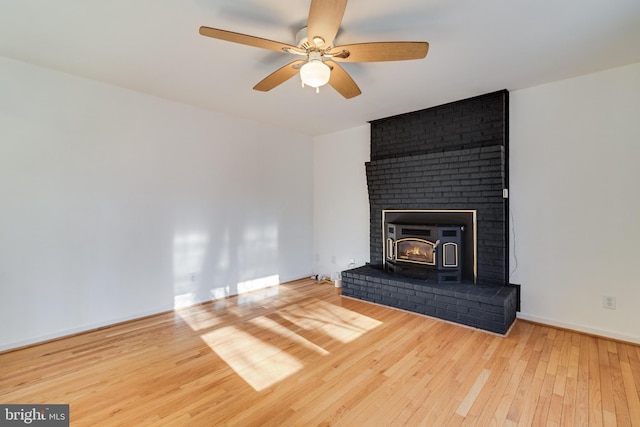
[{"left": 603, "top": 295, "right": 616, "bottom": 310}]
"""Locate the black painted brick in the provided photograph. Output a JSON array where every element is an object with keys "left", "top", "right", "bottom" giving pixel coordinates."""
[
  {"left": 342, "top": 266, "right": 516, "bottom": 334},
  {"left": 366, "top": 91, "right": 508, "bottom": 286}
]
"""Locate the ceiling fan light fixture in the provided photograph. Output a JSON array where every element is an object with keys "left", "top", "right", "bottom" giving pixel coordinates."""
[{"left": 300, "top": 52, "right": 330, "bottom": 89}]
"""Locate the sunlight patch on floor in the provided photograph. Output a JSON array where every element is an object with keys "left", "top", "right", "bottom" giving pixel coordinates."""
[
  {"left": 186, "top": 287, "right": 383, "bottom": 391},
  {"left": 249, "top": 316, "right": 329, "bottom": 356},
  {"left": 201, "top": 325, "right": 303, "bottom": 391},
  {"left": 277, "top": 298, "right": 382, "bottom": 343}
]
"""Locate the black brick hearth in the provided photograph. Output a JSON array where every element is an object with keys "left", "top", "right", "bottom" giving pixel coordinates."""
[
  {"left": 342, "top": 265, "right": 517, "bottom": 335},
  {"left": 342, "top": 90, "right": 516, "bottom": 334}
]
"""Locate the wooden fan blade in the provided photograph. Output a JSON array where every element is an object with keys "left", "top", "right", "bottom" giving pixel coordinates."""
[
  {"left": 253, "top": 60, "right": 306, "bottom": 92},
  {"left": 330, "top": 42, "right": 429, "bottom": 62},
  {"left": 199, "top": 26, "right": 297, "bottom": 53},
  {"left": 326, "top": 60, "right": 361, "bottom": 99},
  {"left": 307, "top": 0, "right": 348, "bottom": 48}
]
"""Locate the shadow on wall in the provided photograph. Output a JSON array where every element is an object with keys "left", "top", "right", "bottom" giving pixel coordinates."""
[{"left": 172, "top": 221, "right": 281, "bottom": 309}]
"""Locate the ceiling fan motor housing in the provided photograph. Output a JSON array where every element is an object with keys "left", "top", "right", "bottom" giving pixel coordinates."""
[{"left": 296, "top": 27, "right": 328, "bottom": 50}]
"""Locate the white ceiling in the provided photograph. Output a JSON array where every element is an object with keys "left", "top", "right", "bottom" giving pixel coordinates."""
[{"left": 1, "top": 0, "right": 639, "bottom": 136}]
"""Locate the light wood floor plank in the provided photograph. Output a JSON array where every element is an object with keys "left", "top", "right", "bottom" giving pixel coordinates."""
[
  {"left": 609, "top": 342, "right": 632, "bottom": 426},
  {"left": 469, "top": 324, "right": 534, "bottom": 424},
  {"left": 1, "top": 278, "right": 639, "bottom": 426},
  {"left": 505, "top": 324, "right": 544, "bottom": 423},
  {"left": 587, "top": 335, "right": 604, "bottom": 426},
  {"left": 599, "top": 338, "right": 618, "bottom": 426},
  {"left": 619, "top": 347, "right": 640, "bottom": 426}
]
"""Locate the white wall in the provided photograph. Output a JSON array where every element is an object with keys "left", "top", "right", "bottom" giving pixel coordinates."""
[
  {"left": 510, "top": 62, "right": 640, "bottom": 343},
  {"left": 313, "top": 125, "right": 370, "bottom": 279},
  {"left": 0, "top": 56, "right": 313, "bottom": 351}
]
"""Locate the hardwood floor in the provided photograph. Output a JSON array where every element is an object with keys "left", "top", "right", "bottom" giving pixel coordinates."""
[{"left": 1, "top": 278, "right": 639, "bottom": 426}]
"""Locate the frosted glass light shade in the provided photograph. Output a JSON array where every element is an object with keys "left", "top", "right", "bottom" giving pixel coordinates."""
[{"left": 300, "top": 60, "right": 330, "bottom": 88}]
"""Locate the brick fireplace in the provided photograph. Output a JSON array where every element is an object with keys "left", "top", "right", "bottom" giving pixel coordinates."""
[{"left": 341, "top": 90, "right": 518, "bottom": 334}]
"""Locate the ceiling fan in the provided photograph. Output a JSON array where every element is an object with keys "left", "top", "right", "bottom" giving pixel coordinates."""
[{"left": 199, "top": 0, "right": 429, "bottom": 99}]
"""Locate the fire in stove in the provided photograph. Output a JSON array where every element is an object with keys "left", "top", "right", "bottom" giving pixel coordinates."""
[
  {"left": 396, "top": 239, "right": 436, "bottom": 265},
  {"left": 385, "top": 222, "right": 463, "bottom": 282}
]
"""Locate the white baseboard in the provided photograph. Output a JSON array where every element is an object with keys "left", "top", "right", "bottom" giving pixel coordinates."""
[
  {"left": 0, "top": 304, "right": 177, "bottom": 353},
  {"left": 0, "top": 278, "right": 313, "bottom": 353},
  {"left": 517, "top": 313, "right": 640, "bottom": 345}
]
